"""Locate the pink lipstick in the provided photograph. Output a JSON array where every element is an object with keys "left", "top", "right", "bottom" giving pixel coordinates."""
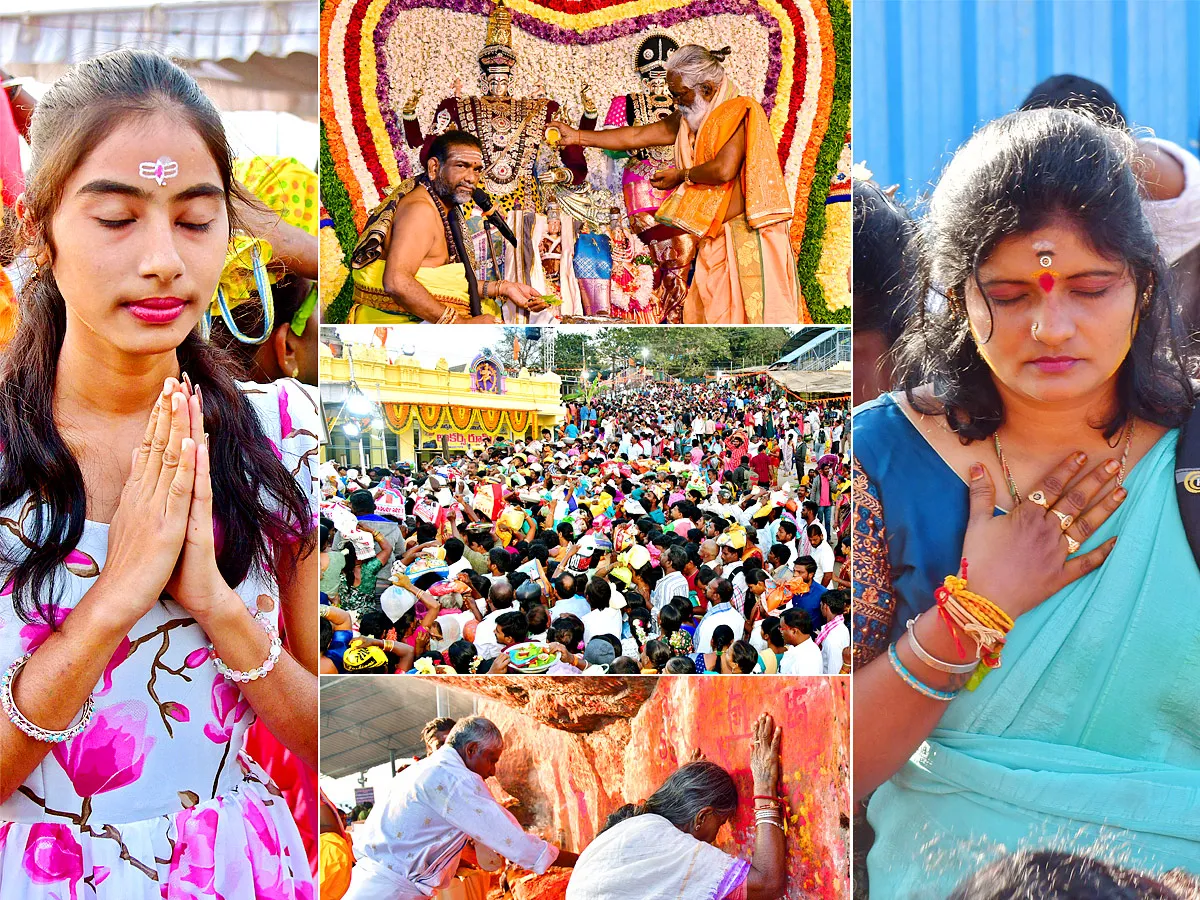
[
  {"left": 125, "top": 297, "right": 186, "bottom": 324},
  {"left": 1030, "top": 356, "right": 1079, "bottom": 373}
]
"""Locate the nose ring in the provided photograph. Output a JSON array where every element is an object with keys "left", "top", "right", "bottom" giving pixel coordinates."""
[{"left": 1031, "top": 322, "right": 1042, "bottom": 342}]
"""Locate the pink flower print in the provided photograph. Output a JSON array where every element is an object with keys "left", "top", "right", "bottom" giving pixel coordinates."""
[
  {"left": 167, "top": 803, "right": 221, "bottom": 897},
  {"left": 93, "top": 866, "right": 110, "bottom": 887},
  {"left": 0, "top": 821, "right": 10, "bottom": 851},
  {"left": 64, "top": 549, "right": 99, "bottom": 578},
  {"left": 163, "top": 701, "right": 191, "bottom": 723},
  {"left": 203, "top": 674, "right": 251, "bottom": 744},
  {"left": 243, "top": 799, "right": 292, "bottom": 900},
  {"left": 52, "top": 700, "right": 155, "bottom": 797},
  {"left": 21, "top": 608, "right": 129, "bottom": 697},
  {"left": 23, "top": 822, "right": 84, "bottom": 900},
  {"left": 278, "top": 383, "right": 295, "bottom": 440},
  {"left": 184, "top": 647, "right": 211, "bottom": 669},
  {"left": 268, "top": 437, "right": 283, "bottom": 461}
]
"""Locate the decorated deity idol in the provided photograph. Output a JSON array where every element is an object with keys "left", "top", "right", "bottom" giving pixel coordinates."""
[
  {"left": 592, "top": 34, "right": 698, "bottom": 323},
  {"left": 400, "top": 0, "right": 586, "bottom": 218}
]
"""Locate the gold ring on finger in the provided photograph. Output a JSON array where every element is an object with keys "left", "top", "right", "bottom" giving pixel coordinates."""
[
  {"left": 1028, "top": 490, "right": 1050, "bottom": 509},
  {"left": 1064, "top": 534, "right": 1081, "bottom": 553},
  {"left": 1051, "top": 509, "right": 1074, "bottom": 530}
]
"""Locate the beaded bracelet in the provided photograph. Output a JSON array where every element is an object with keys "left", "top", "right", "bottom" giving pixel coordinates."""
[
  {"left": 1, "top": 652, "right": 95, "bottom": 743},
  {"left": 887, "top": 643, "right": 959, "bottom": 702},
  {"left": 210, "top": 611, "right": 283, "bottom": 684},
  {"left": 905, "top": 615, "right": 978, "bottom": 674}
]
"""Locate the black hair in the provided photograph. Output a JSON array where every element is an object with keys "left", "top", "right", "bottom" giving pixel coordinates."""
[
  {"left": 427, "top": 129, "right": 484, "bottom": 166},
  {"left": 946, "top": 850, "right": 1191, "bottom": 900},
  {"left": 526, "top": 603, "right": 548, "bottom": 635},
  {"left": 442, "top": 537, "right": 465, "bottom": 564},
  {"left": 607, "top": 656, "right": 640, "bottom": 674},
  {"left": 853, "top": 180, "right": 915, "bottom": 346},
  {"left": 642, "top": 638, "right": 671, "bottom": 672},
  {"left": 658, "top": 602, "right": 684, "bottom": 636},
  {"left": 711, "top": 624, "right": 735, "bottom": 652},
  {"left": 495, "top": 609, "right": 528, "bottom": 644},
  {"left": 585, "top": 576, "right": 612, "bottom": 611},
  {"left": 1019, "top": 74, "right": 1127, "bottom": 127},
  {"left": 730, "top": 640, "right": 758, "bottom": 674},
  {"left": 781, "top": 607, "right": 813, "bottom": 636},
  {"left": 554, "top": 572, "right": 577, "bottom": 599},
  {"left": 894, "top": 108, "right": 1193, "bottom": 441},
  {"left": 1, "top": 49, "right": 313, "bottom": 627},
  {"left": 822, "top": 588, "right": 849, "bottom": 616},
  {"left": 548, "top": 613, "right": 584, "bottom": 651},
  {"left": 488, "top": 547, "right": 511, "bottom": 573},
  {"left": 319, "top": 617, "right": 333, "bottom": 655},
  {"left": 359, "top": 611, "right": 393, "bottom": 639},
  {"left": 710, "top": 577, "right": 734, "bottom": 606},
  {"left": 795, "top": 554, "right": 817, "bottom": 575},
  {"left": 447, "top": 639, "right": 478, "bottom": 674},
  {"left": 664, "top": 655, "right": 697, "bottom": 674}
]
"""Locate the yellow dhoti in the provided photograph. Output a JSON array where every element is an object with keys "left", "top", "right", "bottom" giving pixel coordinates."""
[
  {"left": 349, "top": 262, "right": 488, "bottom": 324},
  {"left": 656, "top": 78, "right": 809, "bottom": 324}
]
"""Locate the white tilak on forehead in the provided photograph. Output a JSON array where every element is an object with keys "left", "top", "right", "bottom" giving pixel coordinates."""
[{"left": 139, "top": 156, "right": 179, "bottom": 187}]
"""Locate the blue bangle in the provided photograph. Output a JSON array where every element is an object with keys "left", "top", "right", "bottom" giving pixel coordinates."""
[{"left": 888, "top": 643, "right": 959, "bottom": 702}]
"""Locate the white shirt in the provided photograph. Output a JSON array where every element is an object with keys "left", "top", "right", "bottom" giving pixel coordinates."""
[
  {"left": 1141, "top": 138, "right": 1200, "bottom": 263},
  {"left": 694, "top": 604, "right": 745, "bottom": 653},
  {"left": 353, "top": 745, "right": 557, "bottom": 897},
  {"left": 811, "top": 541, "right": 835, "bottom": 584},
  {"left": 780, "top": 639, "right": 823, "bottom": 675},
  {"left": 473, "top": 608, "right": 507, "bottom": 649},
  {"left": 447, "top": 558, "right": 473, "bottom": 579},
  {"left": 820, "top": 620, "right": 850, "bottom": 675},
  {"left": 650, "top": 571, "right": 689, "bottom": 612},
  {"left": 582, "top": 607, "right": 623, "bottom": 645}
]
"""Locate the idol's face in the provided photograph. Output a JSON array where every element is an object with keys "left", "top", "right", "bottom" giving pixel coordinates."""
[
  {"left": 642, "top": 67, "right": 669, "bottom": 95},
  {"left": 483, "top": 72, "right": 512, "bottom": 98},
  {"left": 964, "top": 217, "right": 1139, "bottom": 407},
  {"left": 47, "top": 111, "right": 228, "bottom": 356}
]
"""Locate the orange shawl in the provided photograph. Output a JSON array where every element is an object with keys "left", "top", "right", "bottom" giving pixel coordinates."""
[{"left": 655, "top": 79, "right": 792, "bottom": 239}]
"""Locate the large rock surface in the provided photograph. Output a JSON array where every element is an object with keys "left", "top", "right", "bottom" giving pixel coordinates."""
[{"left": 454, "top": 676, "right": 849, "bottom": 900}]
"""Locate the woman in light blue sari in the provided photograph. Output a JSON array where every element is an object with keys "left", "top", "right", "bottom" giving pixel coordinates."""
[{"left": 852, "top": 108, "right": 1200, "bottom": 898}]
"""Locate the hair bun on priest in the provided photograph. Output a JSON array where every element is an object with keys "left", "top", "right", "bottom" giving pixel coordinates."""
[{"left": 709, "top": 46, "right": 732, "bottom": 62}]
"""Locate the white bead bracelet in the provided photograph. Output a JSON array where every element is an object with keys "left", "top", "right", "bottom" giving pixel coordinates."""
[
  {"left": 210, "top": 610, "right": 283, "bottom": 683},
  {"left": 1, "top": 652, "right": 95, "bottom": 743}
]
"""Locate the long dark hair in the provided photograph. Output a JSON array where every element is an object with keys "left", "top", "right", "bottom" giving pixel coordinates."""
[
  {"left": 0, "top": 49, "right": 314, "bottom": 626},
  {"left": 602, "top": 760, "right": 738, "bottom": 834},
  {"left": 893, "top": 108, "right": 1195, "bottom": 442}
]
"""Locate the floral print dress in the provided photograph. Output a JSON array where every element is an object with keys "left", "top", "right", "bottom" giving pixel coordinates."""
[{"left": 0, "top": 379, "right": 320, "bottom": 899}]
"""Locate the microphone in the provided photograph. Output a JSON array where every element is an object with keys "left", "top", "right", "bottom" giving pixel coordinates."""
[{"left": 472, "top": 187, "right": 518, "bottom": 247}]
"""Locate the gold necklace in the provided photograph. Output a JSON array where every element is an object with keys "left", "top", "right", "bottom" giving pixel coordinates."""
[{"left": 993, "top": 418, "right": 1135, "bottom": 505}]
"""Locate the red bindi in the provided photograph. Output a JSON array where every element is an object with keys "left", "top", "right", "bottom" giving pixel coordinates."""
[{"left": 1037, "top": 272, "right": 1056, "bottom": 293}]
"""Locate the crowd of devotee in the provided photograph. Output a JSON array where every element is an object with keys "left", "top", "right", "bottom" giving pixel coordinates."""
[{"left": 319, "top": 376, "right": 851, "bottom": 676}]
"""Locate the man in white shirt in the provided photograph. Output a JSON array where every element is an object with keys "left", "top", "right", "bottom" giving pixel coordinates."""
[
  {"left": 345, "top": 717, "right": 578, "bottom": 899},
  {"left": 779, "top": 608, "right": 822, "bottom": 675},
  {"left": 694, "top": 578, "right": 746, "bottom": 653},
  {"left": 650, "top": 545, "right": 690, "bottom": 612},
  {"left": 547, "top": 572, "right": 590, "bottom": 621},
  {"left": 472, "top": 581, "right": 516, "bottom": 653},
  {"left": 580, "top": 577, "right": 625, "bottom": 645},
  {"left": 807, "top": 524, "right": 836, "bottom": 587},
  {"left": 818, "top": 592, "right": 850, "bottom": 675}
]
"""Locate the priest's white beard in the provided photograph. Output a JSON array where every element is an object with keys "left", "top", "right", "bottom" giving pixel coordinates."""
[{"left": 678, "top": 92, "right": 713, "bottom": 134}]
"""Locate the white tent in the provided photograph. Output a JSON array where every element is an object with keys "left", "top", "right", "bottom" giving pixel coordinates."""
[{"left": 0, "top": 1, "right": 317, "bottom": 118}]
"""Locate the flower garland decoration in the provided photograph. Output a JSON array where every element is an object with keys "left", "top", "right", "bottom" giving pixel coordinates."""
[{"left": 320, "top": 0, "right": 850, "bottom": 322}]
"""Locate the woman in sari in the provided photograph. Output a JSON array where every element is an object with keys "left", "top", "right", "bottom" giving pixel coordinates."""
[
  {"left": 566, "top": 713, "right": 786, "bottom": 900},
  {"left": 852, "top": 108, "right": 1200, "bottom": 897}
]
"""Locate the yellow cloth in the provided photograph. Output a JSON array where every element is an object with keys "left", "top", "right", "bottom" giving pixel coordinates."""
[
  {"left": 319, "top": 832, "right": 354, "bottom": 900},
  {"left": 349, "top": 263, "right": 476, "bottom": 323},
  {"left": 214, "top": 156, "right": 318, "bottom": 314},
  {"left": 655, "top": 78, "right": 792, "bottom": 239}
]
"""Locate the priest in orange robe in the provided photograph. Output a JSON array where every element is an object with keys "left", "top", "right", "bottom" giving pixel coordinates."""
[{"left": 550, "top": 44, "right": 808, "bottom": 324}]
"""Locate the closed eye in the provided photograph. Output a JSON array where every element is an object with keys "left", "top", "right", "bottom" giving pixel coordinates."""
[{"left": 97, "top": 218, "right": 134, "bottom": 228}]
